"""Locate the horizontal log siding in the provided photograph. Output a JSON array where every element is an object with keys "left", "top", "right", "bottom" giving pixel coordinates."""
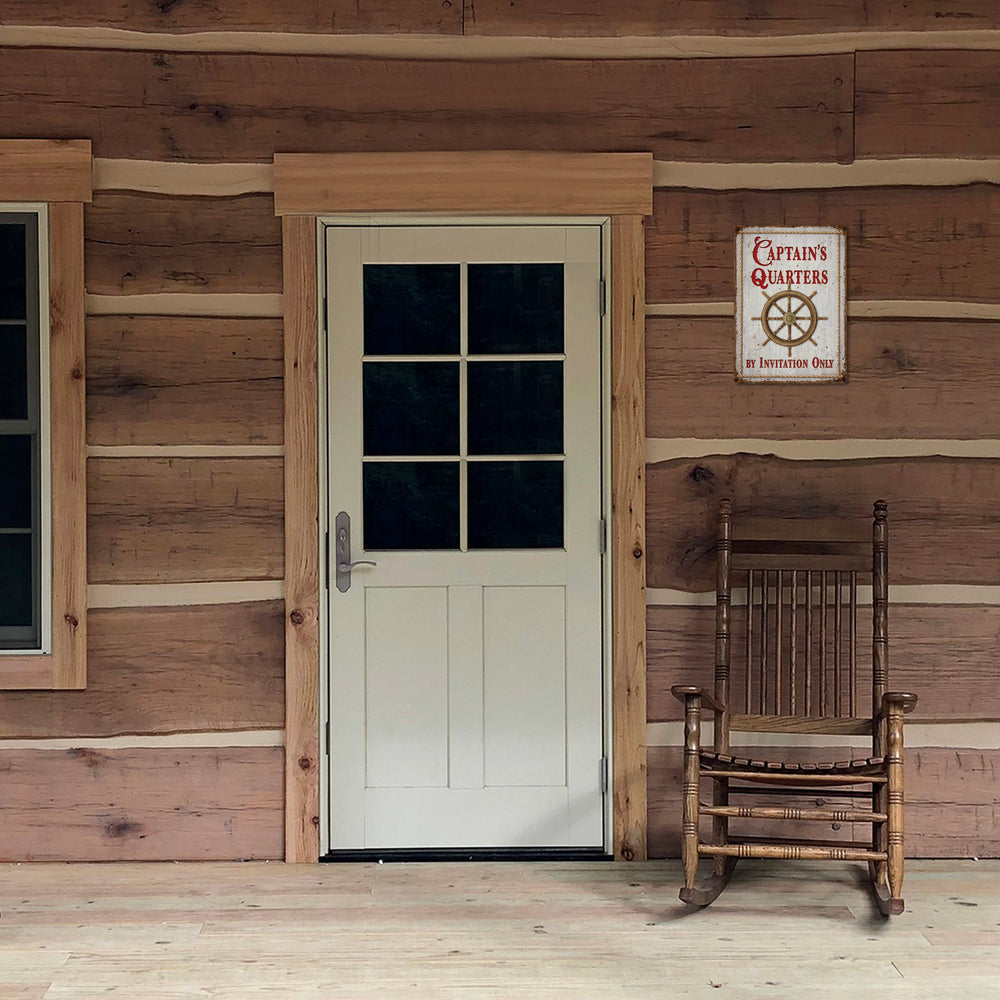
[
  {"left": 0, "top": 747, "right": 283, "bottom": 862},
  {"left": 648, "top": 746, "right": 1000, "bottom": 858},
  {"left": 87, "top": 316, "right": 283, "bottom": 446},
  {"left": 646, "top": 186, "right": 1000, "bottom": 304},
  {"left": 0, "top": 2, "right": 461, "bottom": 34},
  {"left": 856, "top": 50, "right": 1000, "bottom": 158},
  {"left": 85, "top": 193, "right": 281, "bottom": 295},
  {"left": 466, "top": 2, "right": 1000, "bottom": 35},
  {"left": 0, "top": 48, "right": 852, "bottom": 163},
  {"left": 647, "top": 604, "right": 1000, "bottom": 724},
  {"left": 646, "top": 455, "right": 1000, "bottom": 591},
  {"left": 87, "top": 457, "right": 284, "bottom": 584},
  {"left": 0, "top": 602, "right": 284, "bottom": 739},
  {"left": 646, "top": 317, "right": 1000, "bottom": 440}
]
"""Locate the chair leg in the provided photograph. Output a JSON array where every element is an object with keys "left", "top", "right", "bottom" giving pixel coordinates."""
[
  {"left": 679, "top": 699, "right": 701, "bottom": 895},
  {"left": 884, "top": 703, "right": 906, "bottom": 913},
  {"left": 713, "top": 777, "right": 729, "bottom": 878}
]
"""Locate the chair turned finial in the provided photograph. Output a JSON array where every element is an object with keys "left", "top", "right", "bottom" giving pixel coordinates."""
[{"left": 874, "top": 499, "right": 888, "bottom": 521}]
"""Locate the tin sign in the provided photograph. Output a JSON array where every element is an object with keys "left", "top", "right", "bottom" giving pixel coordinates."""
[{"left": 736, "top": 226, "right": 846, "bottom": 383}]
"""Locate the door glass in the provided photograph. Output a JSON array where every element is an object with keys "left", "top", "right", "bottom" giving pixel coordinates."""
[
  {"left": 0, "top": 326, "right": 28, "bottom": 420},
  {"left": 468, "top": 361, "right": 563, "bottom": 455},
  {"left": 0, "top": 224, "right": 27, "bottom": 320},
  {"left": 361, "top": 256, "right": 567, "bottom": 552},
  {"left": 468, "top": 461, "right": 563, "bottom": 549},
  {"left": 468, "top": 263, "right": 564, "bottom": 354},
  {"left": 363, "top": 264, "right": 460, "bottom": 355}
]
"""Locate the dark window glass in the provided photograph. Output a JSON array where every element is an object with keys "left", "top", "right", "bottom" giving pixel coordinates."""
[
  {"left": 363, "top": 362, "right": 459, "bottom": 456},
  {"left": 0, "top": 224, "right": 27, "bottom": 320},
  {"left": 468, "top": 361, "right": 563, "bottom": 455},
  {"left": 0, "top": 326, "right": 28, "bottom": 420},
  {"left": 468, "top": 264, "right": 564, "bottom": 354},
  {"left": 0, "top": 435, "right": 32, "bottom": 528},
  {"left": 468, "top": 461, "right": 563, "bottom": 549},
  {"left": 364, "top": 461, "right": 460, "bottom": 550},
  {"left": 0, "top": 535, "right": 32, "bottom": 628},
  {"left": 363, "top": 264, "right": 460, "bottom": 355}
]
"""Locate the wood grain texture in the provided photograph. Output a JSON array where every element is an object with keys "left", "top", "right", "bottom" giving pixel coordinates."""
[
  {"left": 611, "top": 216, "right": 648, "bottom": 863},
  {"left": 0, "top": 747, "right": 283, "bottom": 861},
  {"left": 646, "top": 186, "right": 1000, "bottom": 304},
  {"left": 0, "top": 139, "right": 92, "bottom": 202},
  {"left": 857, "top": 50, "right": 1000, "bottom": 158},
  {"left": 85, "top": 193, "right": 281, "bottom": 295},
  {"left": 646, "top": 455, "right": 1000, "bottom": 591},
  {"left": 0, "top": 48, "right": 852, "bottom": 163},
  {"left": 647, "top": 317, "right": 1000, "bottom": 440},
  {"left": 86, "top": 316, "right": 283, "bottom": 446},
  {"left": 87, "top": 457, "right": 284, "bottom": 584},
  {"left": 467, "top": 1, "right": 1000, "bottom": 35},
  {"left": 0, "top": 602, "right": 283, "bottom": 739},
  {"left": 274, "top": 151, "right": 653, "bottom": 215},
  {"left": 648, "top": 604, "right": 1000, "bottom": 724},
  {"left": 648, "top": 745, "right": 1000, "bottom": 858},
  {"left": 0, "top": 1, "right": 460, "bottom": 34},
  {"left": 282, "top": 216, "right": 320, "bottom": 864}
]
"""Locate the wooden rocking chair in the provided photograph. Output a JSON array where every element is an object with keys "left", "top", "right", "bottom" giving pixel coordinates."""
[{"left": 671, "top": 499, "right": 917, "bottom": 915}]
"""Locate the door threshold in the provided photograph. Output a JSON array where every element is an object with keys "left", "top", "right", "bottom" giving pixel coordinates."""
[{"left": 321, "top": 847, "right": 612, "bottom": 863}]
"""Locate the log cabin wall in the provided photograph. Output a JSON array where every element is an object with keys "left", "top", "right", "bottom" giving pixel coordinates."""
[{"left": 0, "top": 3, "right": 998, "bottom": 860}]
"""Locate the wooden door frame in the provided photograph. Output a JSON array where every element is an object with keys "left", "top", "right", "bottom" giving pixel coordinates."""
[{"left": 275, "top": 151, "right": 652, "bottom": 863}]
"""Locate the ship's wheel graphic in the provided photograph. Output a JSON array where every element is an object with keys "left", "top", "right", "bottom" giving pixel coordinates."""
[{"left": 757, "top": 285, "right": 827, "bottom": 355}]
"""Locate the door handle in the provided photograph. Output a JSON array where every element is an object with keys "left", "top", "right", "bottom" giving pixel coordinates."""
[{"left": 334, "top": 511, "right": 376, "bottom": 592}]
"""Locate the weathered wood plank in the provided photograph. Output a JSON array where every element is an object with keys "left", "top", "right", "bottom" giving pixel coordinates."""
[
  {"left": 0, "top": 48, "right": 853, "bottom": 163},
  {"left": 646, "top": 455, "right": 1000, "bottom": 591},
  {"left": 646, "top": 186, "right": 1000, "bottom": 304},
  {"left": 857, "top": 50, "right": 1000, "bottom": 158},
  {"left": 647, "top": 604, "right": 1000, "bottom": 723},
  {"left": 86, "top": 316, "right": 283, "bottom": 446},
  {"left": 647, "top": 317, "right": 1000, "bottom": 440},
  {"left": 87, "top": 457, "right": 284, "bottom": 584},
  {"left": 648, "top": 746, "right": 1000, "bottom": 858},
  {"left": 467, "top": 1, "right": 1000, "bottom": 35},
  {"left": 0, "top": 138, "right": 91, "bottom": 202},
  {"left": 0, "top": 602, "right": 284, "bottom": 739},
  {"left": 85, "top": 193, "right": 281, "bottom": 295},
  {"left": 0, "top": 747, "right": 283, "bottom": 861},
  {"left": 0, "top": 1, "right": 460, "bottom": 34}
]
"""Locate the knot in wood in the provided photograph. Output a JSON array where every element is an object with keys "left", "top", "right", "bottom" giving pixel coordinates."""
[
  {"left": 311, "top": 815, "right": 321, "bottom": 827},
  {"left": 64, "top": 613, "right": 80, "bottom": 628},
  {"left": 71, "top": 366, "right": 83, "bottom": 381},
  {"left": 289, "top": 609, "right": 305, "bottom": 626},
  {"left": 620, "top": 845, "right": 636, "bottom": 862},
  {"left": 632, "top": 546, "right": 643, "bottom": 559},
  {"left": 298, "top": 755, "right": 312, "bottom": 771}
]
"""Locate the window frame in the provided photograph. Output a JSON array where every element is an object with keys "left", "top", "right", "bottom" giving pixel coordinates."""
[{"left": 0, "top": 140, "right": 90, "bottom": 690}]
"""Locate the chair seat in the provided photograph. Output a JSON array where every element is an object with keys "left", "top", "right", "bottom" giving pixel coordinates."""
[{"left": 700, "top": 750, "right": 886, "bottom": 776}]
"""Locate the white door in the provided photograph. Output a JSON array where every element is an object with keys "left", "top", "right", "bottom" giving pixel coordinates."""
[{"left": 325, "top": 224, "right": 606, "bottom": 850}]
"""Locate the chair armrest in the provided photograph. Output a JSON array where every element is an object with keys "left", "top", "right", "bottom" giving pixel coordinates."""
[
  {"left": 878, "top": 691, "right": 919, "bottom": 717},
  {"left": 670, "top": 685, "right": 727, "bottom": 715}
]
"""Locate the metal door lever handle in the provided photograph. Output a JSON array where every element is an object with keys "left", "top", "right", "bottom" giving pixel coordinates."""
[{"left": 337, "top": 560, "right": 378, "bottom": 572}]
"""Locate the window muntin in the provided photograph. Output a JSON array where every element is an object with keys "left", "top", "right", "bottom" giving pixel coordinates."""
[{"left": 0, "top": 208, "right": 49, "bottom": 652}]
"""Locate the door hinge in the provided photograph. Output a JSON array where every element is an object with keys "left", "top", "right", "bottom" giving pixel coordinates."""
[
  {"left": 599, "top": 278, "right": 607, "bottom": 317},
  {"left": 599, "top": 517, "right": 607, "bottom": 555},
  {"left": 325, "top": 719, "right": 331, "bottom": 756},
  {"left": 600, "top": 756, "right": 609, "bottom": 793}
]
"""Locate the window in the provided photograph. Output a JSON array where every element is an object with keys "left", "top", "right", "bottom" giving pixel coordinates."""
[
  {"left": 0, "top": 210, "right": 48, "bottom": 651},
  {"left": 0, "top": 140, "right": 89, "bottom": 689}
]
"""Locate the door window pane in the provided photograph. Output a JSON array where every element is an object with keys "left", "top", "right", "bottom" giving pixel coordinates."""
[
  {"left": 0, "top": 535, "right": 32, "bottom": 628},
  {"left": 468, "top": 264, "right": 564, "bottom": 354},
  {"left": 0, "top": 326, "right": 28, "bottom": 420},
  {"left": 468, "top": 461, "right": 563, "bottom": 549},
  {"left": 0, "top": 224, "right": 26, "bottom": 320},
  {"left": 0, "top": 436, "right": 32, "bottom": 528},
  {"left": 364, "top": 362, "right": 459, "bottom": 456},
  {"left": 364, "top": 264, "right": 460, "bottom": 355},
  {"left": 468, "top": 361, "right": 563, "bottom": 455},
  {"left": 364, "top": 461, "right": 460, "bottom": 550}
]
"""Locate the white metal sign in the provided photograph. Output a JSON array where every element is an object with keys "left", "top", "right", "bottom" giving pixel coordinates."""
[{"left": 736, "top": 226, "right": 845, "bottom": 383}]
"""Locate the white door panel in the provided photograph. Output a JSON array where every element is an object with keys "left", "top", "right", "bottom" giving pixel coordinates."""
[{"left": 325, "top": 223, "right": 605, "bottom": 850}]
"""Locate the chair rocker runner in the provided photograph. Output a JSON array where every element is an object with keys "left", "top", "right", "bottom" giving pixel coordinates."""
[{"left": 670, "top": 499, "right": 917, "bottom": 915}]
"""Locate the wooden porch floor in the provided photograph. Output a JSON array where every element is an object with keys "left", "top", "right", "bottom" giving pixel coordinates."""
[{"left": 1, "top": 860, "right": 997, "bottom": 999}]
